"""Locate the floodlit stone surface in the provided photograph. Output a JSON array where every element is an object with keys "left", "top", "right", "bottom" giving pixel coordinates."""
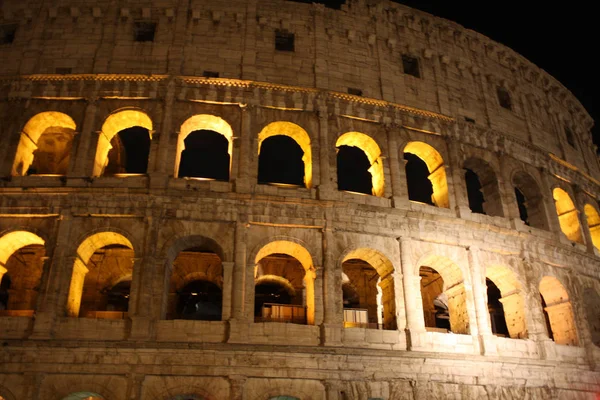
[{"left": 0, "top": 0, "right": 599, "bottom": 399}]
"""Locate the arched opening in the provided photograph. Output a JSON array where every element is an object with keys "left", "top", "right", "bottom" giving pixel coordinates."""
[
  {"left": 167, "top": 247, "right": 223, "bottom": 321},
  {"left": 0, "top": 231, "right": 46, "bottom": 317},
  {"left": 254, "top": 241, "right": 315, "bottom": 325},
  {"left": 539, "top": 276, "right": 578, "bottom": 345},
  {"left": 404, "top": 142, "right": 449, "bottom": 208},
  {"left": 419, "top": 267, "right": 449, "bottom": 331},
  {"left": 340, "top": 249, "right": 396, "bottom": 330},
  {"left": 67, "top": 232, "right": 134, "bottom": 318},
  {"left": 553, "top": 188, "right": 583, "bottom": 243},
  {"left": 103, "top": 126, "right": 151, "bottom": 175},
  {"left": 512, "top": 172, "right": 548, "bottom": 230},
  {"left": 463, "top": 158, "right": 503, "bottom": 217},
  {"left": 418, "top": 255, "right": 470, "bottom": 334},
  {"left": 486, "top": 265, "right": 528, "bottom": 339},
  {"left": 12, "top": 112, "right": 77, "bottom": 176},
  {"left": 176, "top": 114, "right": 234, "bottom": 180},
  {"left": 582, "top": 287, "right": 600, "bottom": 347},
  {"left": 61, "top": 393, "right": 104, "bottom": 400},
  {"left": 336, "top": 132, "right": 384, "bottom": 197},
  {"left": 257, "top": 122, "right": 312, "bottom": 188},
  {"left": 178, "top": 130, "right": 230, "bottom": 180},
  {"left": 258, "top": 136, "right": 305, "bottom": 186},
  {"left": 584, "top": 204, "right": 600, "bottom": 251},
  {"left": 486, "top": 279, "right": 509, "bottom": 336},
  {"left": 337, "top": 145, "right": 373, "bottom": 195},
  {"left": 255, "top": 255, "right": 306, "bottom": 324},
  {"left": 93, "top": 110, "right": 153, "bottom": 177}
]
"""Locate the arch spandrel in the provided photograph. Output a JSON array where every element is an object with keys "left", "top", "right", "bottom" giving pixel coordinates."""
[
  {"left": 336, "top": 131, "right": 384, "bottom": 197},
  {"left": 257, "top": 121, "right": 312, "bottom": 188}
]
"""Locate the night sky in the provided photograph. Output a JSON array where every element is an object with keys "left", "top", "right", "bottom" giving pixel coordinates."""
[{"left": 318, "top": 0, "right": 598, "bottom": 149}]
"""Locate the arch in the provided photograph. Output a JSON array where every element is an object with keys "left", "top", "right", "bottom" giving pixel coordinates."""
[
  {"left": 553, "top": 187, "right": 583, "bottom": 243},
  {"left": 336, "top": 132, "right": 384, "bottom": 196},
  {"left": 163, "top": 234, "right": 226, "bottom": 266},
  {"left": 12, "top": 111, "right": 77, "bottom": 176},
  {"left": 0, "top": 385, "right": 16, "bottom": 400},
  {"left": 0, "top": 231, "right": 46, "bottom": 314},
  {"left": 584, "top": 204, "right": 600, "bottom": 251},
  {"left": 341, "top": 248, "right": 396, "bottom": 330},
  {"left": 255, "top": 274, "right": 297, "bottom": 298},
  {"left": 93, "top": 109, "right": 153, "bottom": 176},
  {"left": 176, "top": 114, "right": 234, "bottom": 179},
  {"left": 485, "top": 265, "right": 528, "bottom": 339},
  {"left": 67, "top": 232, "right": 134, "bottom": 317},
  {"left": 61, "top": 393, "right": 105, "bottom": 400},
  {"left": 166, "top": 244, "right": 224, "bottom": 320},
  {"left": 404, "top": 141, "right": 449, "bottom": 208},
  {"left": 463, "top": 157, "right": 503, "bottom": 217},
  {"left": 512, "top": 171, "right": 548, "bottom": 230},
  {"left": 539, "top": 276, "right": 578, "bottom": 345},
  {"left": 416, "top": 254, "right": 469, "bottom": 334},
  {"left": 257, "top": 121, "right": 312, "bottom": 188},
  {"left": 254, "top": 240, "right": 315, "bottom": 325}
]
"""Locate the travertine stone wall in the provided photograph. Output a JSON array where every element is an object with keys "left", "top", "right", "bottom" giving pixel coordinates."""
[{"left": 0, "top": 0, "right": 599, "bottom": 399}]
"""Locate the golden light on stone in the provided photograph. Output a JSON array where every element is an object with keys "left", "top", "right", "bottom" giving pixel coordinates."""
[
  {"left": 404, "top": 141, "right": 449, "bottom": 208},
  {"left": 584, "top": 204, "right": 600, "bottom": 251},
  {"left": 539, "top": 276, "right": 579, "bottom": 346},
  {"left": 335, "top": 131, "right": 384, "bottom": 197},
  {"left": 553, "top": 187, "right": 583, "bottom": 243},
  {"left": 257, "top": 121, "right": 312, "bottom": 188}
]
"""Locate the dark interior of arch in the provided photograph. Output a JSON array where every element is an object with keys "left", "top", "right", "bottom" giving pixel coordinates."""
[
  {"left": 258, "top": 135, "right": 304, "bottom": 186},
  {"left": 404, "top": 153, "right": 434, "bottom": 205},
  {"left": 486, "top": 278, "right": 509, "bottom": 336},
  {"left": 176, "top": 280, "right": 222, "bottom": 321},
  {"left": 337, "top": 145, "right": 372, "bottom": 195},
  {"left": 515, "top": 187, "right": 529, "bottom": 225},
  {"left": 540, "top": 293, "right": 554, "bottom": 341},
  {"left": 254, "top": 281, "right": 292, "bottom": 317},
  {"left": 105, "top": 126, "right": 151, "bottom": 174},
  {"left": 465, "top": 168, "right": 485, "bottom": 214},
  {"left": 106, "top": 280, "right": 131, "bottom": 312},
  {"left": 342, "top": 283, "right": 360, "bottom": 309},
  {"left": 0, "top": 274, "right": 11, "bottom": 310},
  {"left": 178, "top": 130, "right": 230, "bottom": 180}
]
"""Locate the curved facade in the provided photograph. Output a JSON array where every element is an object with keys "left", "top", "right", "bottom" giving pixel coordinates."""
[{"left": 0, "top": 0, "right": 599, "bottom": 399}]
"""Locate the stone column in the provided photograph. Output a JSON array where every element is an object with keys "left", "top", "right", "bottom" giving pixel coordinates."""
[
  {"left": 232, "top": 220, "right": 249, "bottom": 321},
  {"left": 235, "top": 105, "right": 253, "bottom": 193},
  {"left": 387, "top": 126, "right": 410, "bottom": 208},
  {"left": 70, "top": 98, "right": 98, "bottom": 177},
  {"left": 447, "top": 139, "right": 470, "bottom": 217},
  {"left": 229, "top": 375, "right": 247, "bottom": 400},
  {"left": 399, "top": 238, "right": 425, "bottom": 334},
  {"left": 574, "top": 188, "right": 596, "bottom": 254},
  {"left": 221, "top": 261, "right": 235, "bottom": 321},
  {"left": 125, "top": 257, "right": 142, "bottom": 317},
  {"left": 537, "top": 168, "right": 561, "bottom": 234},
  {"left": 150, "top": 78, "right": 175, "bottom": 188},
  {"left": 467, "top": 247, "right": 492, "bottom": 336},
  {"left": 316, "top": 104, "right": 336, "bottom": 200}
]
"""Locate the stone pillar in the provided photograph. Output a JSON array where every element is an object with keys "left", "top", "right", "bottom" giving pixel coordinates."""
[
  {"left": 221, "top": 261, "right": 235, "bottom": 321},
  {"left": 499, "top": 292, "right": 528, "bottom": 339},
  {"left": 235, "top": 105, "right": 253, "bottom": 193},
  {"left": 150, "top": 78, "right": 175, "bottom": 188},
  {"left": 574, "top": 188, "right": 596, "bottom": 254},
  {"left": 232, "top": 220, "right": 249, "bottom": 321},
  {"left": 125, "top": 257, "right": 142, "bottom": 316},
  {"left": 305, "top": 267, "right": 317, "bottom": 325},
  {"left": 70, "top": 98, "right": 98, "bottom": 177},
  {"left": 399, "top": 238, "right": 425, "bottom": 334},
  {"left": 316, "top": 105, "right": 336, "bottom": 200},
  {"left": 31, "top": 211, "right": 73, "bottom": 338},
  {"left": 447, "top": 139, "right": 470, "bottom": 217},
  {"left": 322, "top": 229, "right": 342, "bottom": 325},
  {"left": 537, "top": 168, "right": 561, "bottom": 234},
  {"left": 229, "top": 375, "right": 247, "bottom": 400},
  {"left": 387, "top": 126, "right": 410, "bottom": 208},
  {"left": 467, "top": 247, "right": 492, "bottom": 336}
]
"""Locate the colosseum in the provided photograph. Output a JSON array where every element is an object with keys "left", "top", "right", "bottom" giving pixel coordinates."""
[{"left": 0, "top": 0, "right": 599, "bottom": 399}]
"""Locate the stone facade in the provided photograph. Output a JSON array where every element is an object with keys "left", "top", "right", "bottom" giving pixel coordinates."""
[{"left": 0, "top": 0, "right": 599, "bottom": 399}]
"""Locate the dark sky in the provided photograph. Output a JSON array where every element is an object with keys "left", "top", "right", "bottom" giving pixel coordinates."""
[{"left": 318, "top": 0, "right": 598, "bottom": 149}]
